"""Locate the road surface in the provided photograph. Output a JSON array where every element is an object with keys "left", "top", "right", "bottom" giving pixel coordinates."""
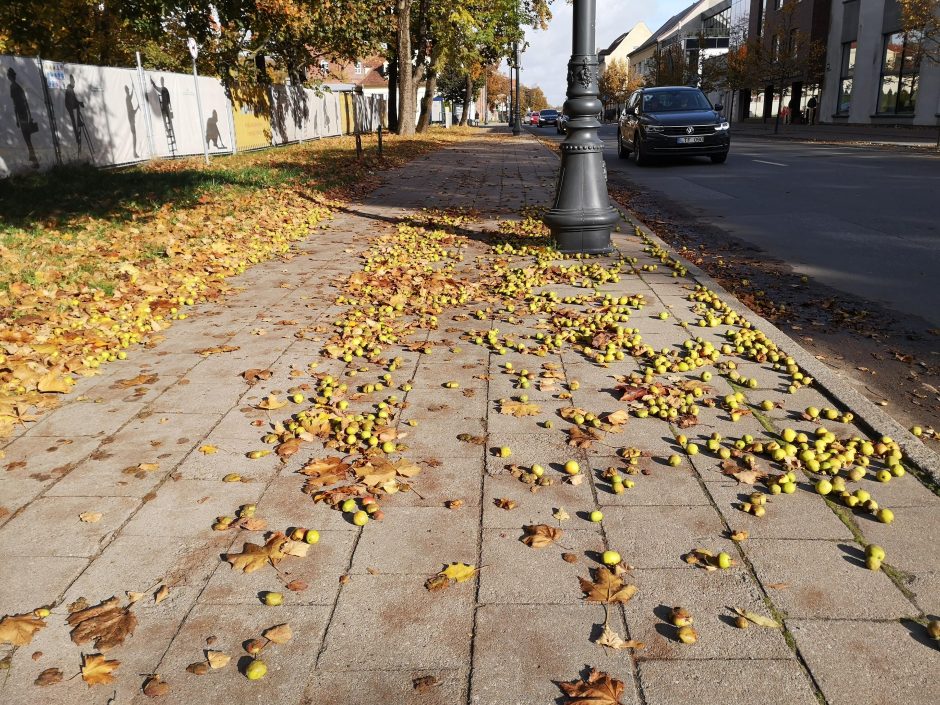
[{"left": 534, "top": 124, "right": 940, "bottom": 327}]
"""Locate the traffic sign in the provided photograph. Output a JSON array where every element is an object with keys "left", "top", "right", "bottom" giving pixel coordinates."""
[{"left": 187, "top": 37, "right": 198, "bottom": 60}]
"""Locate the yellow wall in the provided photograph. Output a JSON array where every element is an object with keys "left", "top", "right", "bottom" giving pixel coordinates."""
[{"left": 232, "top": 101, "right": 272, "bottom": 151}]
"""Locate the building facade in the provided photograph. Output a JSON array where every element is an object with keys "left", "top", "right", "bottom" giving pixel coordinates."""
[{"left": 822, "top": 0, "right": 940, "bottom": 125}]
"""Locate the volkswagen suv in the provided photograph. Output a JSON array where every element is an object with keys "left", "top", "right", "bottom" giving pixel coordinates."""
[{"left": 617, "top": 86, "right": 729, "bottom": 165}]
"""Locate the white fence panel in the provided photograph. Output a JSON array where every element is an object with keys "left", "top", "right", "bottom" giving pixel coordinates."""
[{"left": 1, "top": 56, "right": 57, "bottom": 177}]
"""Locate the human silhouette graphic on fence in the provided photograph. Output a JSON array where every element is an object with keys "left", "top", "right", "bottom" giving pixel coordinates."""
[
  {"left": 205, "top": 108, "right": 226, "bottom": 149},
  {"left": 7, "top": 67, "right": 39, "bottom": 167},
  {"left": 125, "top": 84, "right": 140, "bottom": 158},
  {"left": 150, "top": 75, "right": 177, "bottom": 155},
  {"left": 64, "top": 74, "right": 94, "bottom": 157}
]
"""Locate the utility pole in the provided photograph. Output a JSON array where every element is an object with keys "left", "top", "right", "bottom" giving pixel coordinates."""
[
  {"left": 512, "top": 42, "right": 522, "bottom": 136},
  {"left": 543, "top": 0, "right": 617, "bottom": 253}
]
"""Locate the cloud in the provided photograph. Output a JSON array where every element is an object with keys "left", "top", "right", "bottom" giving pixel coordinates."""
[{"left": 516, "top": 1, "right": 681, "bottom": 106}]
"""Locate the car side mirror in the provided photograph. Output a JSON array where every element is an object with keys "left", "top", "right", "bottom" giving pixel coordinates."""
[{"left": 714, "top": 104, "right": 723, "bottom": 112}]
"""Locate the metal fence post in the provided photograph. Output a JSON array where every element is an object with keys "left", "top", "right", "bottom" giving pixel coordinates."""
[
  {"left": 37, "top": 56, "right": 63, "bottom": 166},
  {"left": 377, "top": 124, "right": 383, "bottom": 157},
  {"left": 136, "top": 52, "right": 156, "bottom": 159}
]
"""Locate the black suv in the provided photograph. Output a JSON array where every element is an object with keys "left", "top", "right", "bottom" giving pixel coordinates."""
[
  {"left": 538, "top": 109, "right": 559, "bottom": 127},
  {"left": 617, "top": 86, "right": 729, "bottom": 165}
]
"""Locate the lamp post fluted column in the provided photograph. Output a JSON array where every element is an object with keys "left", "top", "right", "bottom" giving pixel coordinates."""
[
  {"left": 544, "top": 0, "right": 617, "bottom": 254},
  {"left": 512, "top": 42, "right": 522, "bottom": 136}
]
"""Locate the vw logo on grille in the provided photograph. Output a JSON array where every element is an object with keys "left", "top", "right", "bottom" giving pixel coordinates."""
[{"left": 686, "top": 126, "right": 695, "bottom": 134}]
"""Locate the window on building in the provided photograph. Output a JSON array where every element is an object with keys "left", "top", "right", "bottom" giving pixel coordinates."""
[
  {"left": 789, "top": 29, "right": 798, "bottom": 55},
  {"left": 837, "top": 40, "right": 856, "bottom": 115},
  {"left": 354, "top": 61, "right": 364, "bottom": 75},
  {"left": 878, "top": 32, "right": 921, "bottom": 114}
]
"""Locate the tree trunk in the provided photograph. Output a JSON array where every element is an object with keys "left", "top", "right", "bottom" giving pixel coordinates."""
[
  {"left": 387, "top": 53, "right": 399, "bottom": 133},
  {"left": 459, "top": 73, "right": 472, "bottom": 126},
  {"left": 773, "top": 84, "right": 781, "bottom": 134},
  {"left": 417, "top": 72, "right": 437, "bottom": 132},
  {"left": 396, "top": 0, "right": 416, "bottom": 136}
]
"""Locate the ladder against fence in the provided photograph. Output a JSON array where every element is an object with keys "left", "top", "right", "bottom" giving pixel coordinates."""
[{"left": 1, "top": 54, "right": 385, "bottom": 178}]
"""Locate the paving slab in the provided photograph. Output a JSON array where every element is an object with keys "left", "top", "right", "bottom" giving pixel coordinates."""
[
  {"left": 743, "top": 539, "right": 917, "bottom": 619},
  {"left": 301, "top": 668, "right": 468, "bottom": 705},
  {"left": 317, "top": 574, "right": 474, "bottom": 671},
  {"left": 638, "top": 659, "right": 819, "bottom": 705},
  {"left": 789, "top": 619, "right": 940, "bottom": 705},
  {"left": 471, "top": 604, "right": 639, "bottom": 705}
]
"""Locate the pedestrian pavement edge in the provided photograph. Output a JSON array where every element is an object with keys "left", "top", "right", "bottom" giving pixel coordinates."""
[{"left": 527, "top": 133, "right": 940, "bottom": 488}]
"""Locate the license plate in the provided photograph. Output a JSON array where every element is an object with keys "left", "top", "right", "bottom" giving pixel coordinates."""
[{"left": 677, "top": 135, "right": 704, "bottom": 144}]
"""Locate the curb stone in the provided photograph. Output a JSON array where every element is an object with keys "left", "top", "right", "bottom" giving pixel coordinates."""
[{"left": 530, "top": 133, "right": 940, "bottom": 489}]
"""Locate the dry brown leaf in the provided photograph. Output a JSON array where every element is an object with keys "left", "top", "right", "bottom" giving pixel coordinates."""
[
  {"left": 730, "top": 530, "right": 749, "bottom": 542},
  {"left": 186, "top": 661, "right": 209, "bottom": 675},
  {"left": 579, "top": 568, "right": 638, "bottom": 605},
  {"left": 286, "top": 580, "right": 309, "bottom": 592},
  {"left": 553, "top": 508, "right": 571, "bottom": 521},
  {"left": 154, "top": 585, "right": 169, "bottom": 604},
  {"left": 126, "top": 591, "right": 145, "bottom": 604},
  {"left": 206, "top": 650, "right": 230, "bottom": 669},
  {"left": 494, "top": 497, "right": 517, "bottom": 511},
  {"left": 456, "top": 433, "right": 486, "bottom": 445},
  {"left": 732, "top": 607, "right": 780, "bottom": 629},
  {"left": 567, "top": 427, "right": 600, "bottom": 449},
  {"left": 143, "top": 674, "right": 169, "bottom": 697},
  {"left": 413, "top": 675, "right": 441, "bottom": 692},
  {"left": 499, "top": 400, "right": 542, "bottom": 417},
  {"left": 562, "top": 552, "right": 578, "bottom": 563},
  {"left": 80, "top": 653, "right": 120, "bottom": 687},
  {"left": 521, "top": 524, "right": 562, "bottom": 549},
  {"left": 115, "top": 373, "right": 159, "bottom": 389},
  {"left": 444, "top": 499, "right": 464, "bottom": 510},
  {"left": 67, "top": 597, "right": 137, "bottom": 652},
  {"left": 257, "top": 394, "right": 288, "bottom": 410},
  {"left": 263, "top": 623, "right": 292, "bottom": 644},
  {"left": 595, "top": 624, "right": 644, "bottom": 651},
  {"left": 0, "top": 613, "right": 47, "bottom": 646},
  {"left": 37, "top": 372, "right": 74, "bottom": 393},
  {"left": 34, "top": 667, "right": 63, "bottom": 686},
  {"left": 424, "top": 574, "right": 449, "bottom": 592},
  {"left": 604, "top": 409, "right": 630, "bottom": 427},
  {"left": 275, "top": 437, "right": 302, "bottom": 461},
  {"left": 558, "top": 668, "right": 625, "bottom": 705},
  {"left": 242, "top": 368, "right": 272, "bottom": 385},
  {"left": 224, "top": 532, "right": 289, "bottom": 573},
  {"left": 195, "top": 345, "right": 239, "bottom": 356},
  {"left": 239, "top": 517, "right": 267, "bottom": 531}
]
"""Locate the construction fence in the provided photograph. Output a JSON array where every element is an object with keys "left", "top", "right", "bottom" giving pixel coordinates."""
[{"left": 0, "top": 55, "right": 385, "bottom": 178}]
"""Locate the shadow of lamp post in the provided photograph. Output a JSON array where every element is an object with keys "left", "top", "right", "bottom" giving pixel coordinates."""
[{"left": 544, "top": 0, "right": 618, "bottom": 254}]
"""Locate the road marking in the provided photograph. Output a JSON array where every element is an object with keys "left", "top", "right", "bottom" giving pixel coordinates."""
[{"left": 752, "top": 159, "right": 788, "bottom": 167}]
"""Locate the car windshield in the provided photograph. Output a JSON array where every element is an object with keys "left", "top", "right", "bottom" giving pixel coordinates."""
[
  {"left": 642, "top": 90, "right": 712, "bottom": 113},
  {"left": 541, "top": 110, "right": 558, "bottom": 116}
]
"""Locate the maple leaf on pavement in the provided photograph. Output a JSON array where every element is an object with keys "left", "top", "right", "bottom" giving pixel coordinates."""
[
  {"left": 34, "top": 667, "right": 63, "bottom": 686},
  {"left": 579, "top": 568, "right": 638, "bottom": 605},
  {"left": 224, "top": 532, "right": 290, "bottom": 573},
  {"left": 499, "top": 399, "right": 542, "bottom": 417},
  {"left": 80, "top": 653, "right": 120, "bottom": 687},
  {"left": 594, "top": 624, "right": 645, "bottom": 651},
  {"left": 557, "top": 668, "right": 626, "bottom": 705},
  {"left": 67, "top": 597, "right": 137, "bottom": 651},
  {"left": 0, "top": 612, "right": 46, "bottom": 646},
  {"left": 521, "top": 524, "right": 562, "bottom": 548},
  {"left": 441, "top": 562, "right": 477, "bottom": 582},
  {"left": 567, "top": 427, "right": 600, "bottom": 449}
]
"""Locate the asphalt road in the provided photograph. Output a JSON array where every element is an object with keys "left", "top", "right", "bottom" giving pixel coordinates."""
[{"left": 532, "top": 123, "right": 940, "bottom": 327}]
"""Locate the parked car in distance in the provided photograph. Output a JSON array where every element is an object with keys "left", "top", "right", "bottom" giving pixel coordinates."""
[
  {"left": 538, "top": 109, "right": 559, "bottom": 127},
  {"left": 556, "top": 113, "right": 569, "bottom": 134},
  {"left": 617, "top": 86, "right": 729, "bottom": 165},
  {"left": 529, "top": 111, "right": 540, "bottom": 125}
]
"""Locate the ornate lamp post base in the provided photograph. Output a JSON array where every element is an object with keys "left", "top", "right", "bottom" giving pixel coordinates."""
[{"left": 544, "top": 0, "right": 617, "bottom": 254}]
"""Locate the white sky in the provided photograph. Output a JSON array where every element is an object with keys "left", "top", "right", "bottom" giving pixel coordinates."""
[{"left": 516, "top": 1, "right": 686, "bottom": 107}]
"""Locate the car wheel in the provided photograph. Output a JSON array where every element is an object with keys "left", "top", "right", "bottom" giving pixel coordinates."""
[
  {"left": 617, "top": 131, "right": 629, "bottom": 159},
  {"left": 710, "top": 152, "right": 728, "bottom": 164},
  {"left": 634, "top": 132, "right": 648, "bottom": 166}
]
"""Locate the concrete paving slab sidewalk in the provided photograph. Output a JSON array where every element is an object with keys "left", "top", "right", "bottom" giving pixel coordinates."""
[{"left": 0, "top": 130, "right": 938, "bottom": 705}]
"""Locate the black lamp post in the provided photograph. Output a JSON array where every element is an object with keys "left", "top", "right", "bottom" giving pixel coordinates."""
[
  {"left": 512, "top": 41, "right": 522, "bottom": 136},
  {"left": 544, "top": 0, "right": 617, "bottom": 254}
]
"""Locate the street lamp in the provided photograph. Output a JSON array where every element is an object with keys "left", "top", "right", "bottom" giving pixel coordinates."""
[
  {"left": 544, "top": 0, "right": 618, "bottom": 254},
  {"left": 512, "top": 41, "right": 522, "bottom": 136}
]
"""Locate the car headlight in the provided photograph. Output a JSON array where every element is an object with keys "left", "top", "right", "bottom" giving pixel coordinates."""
[
  {"left": 644, "top": 125, "right": 664, "bottom": 133},
  {"left": 715, "top": 121, "right": 730, "bottom": 131}
]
